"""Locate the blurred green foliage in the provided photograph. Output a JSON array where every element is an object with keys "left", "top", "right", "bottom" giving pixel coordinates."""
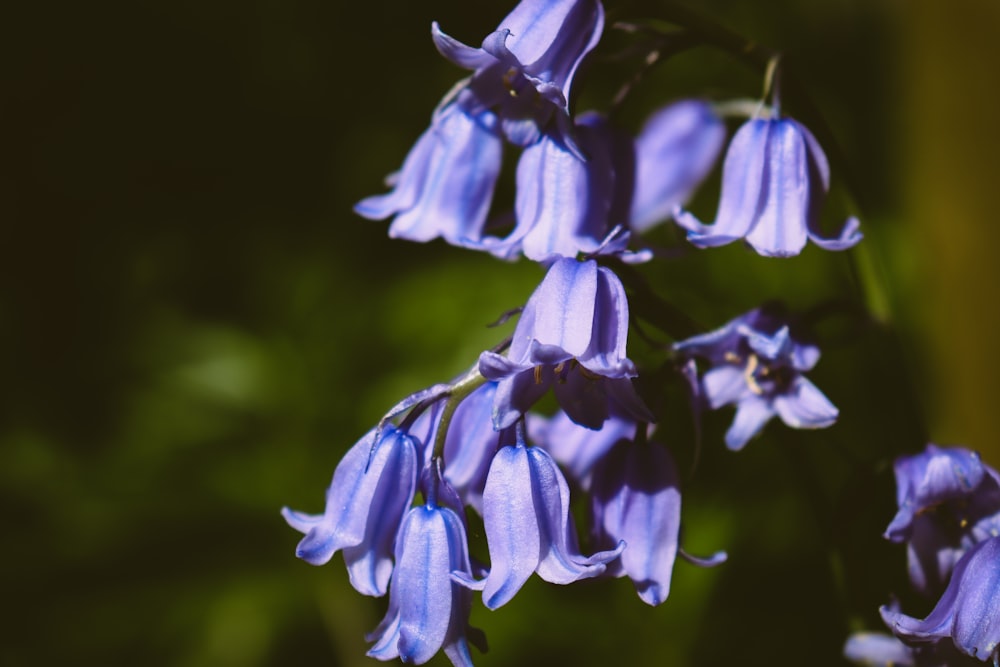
[{"left": 4, "top": 0, "right": 999, "bottom": 665}]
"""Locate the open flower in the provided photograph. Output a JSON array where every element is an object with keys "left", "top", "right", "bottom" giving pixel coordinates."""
[
  {"left": 881, "top": 537, "right": 1000, "bottom": 664},
  {"left": 432, "top": 0, "right": 604, "bottom": 146},
  {"left": 885, "top": 444, "right": 1000, "bottom": 595},
  {"left": 674, "top": 117, "right": 861, "bottom": 257},
  {"left": 674, "top": 307, "right": 838, "bottom": 450},
  {"left": 479, "top": 257, "right": 651, "bottom": 430},
  {"left": 455, "top": 439, "right": 624, "bottom": 609},
  {"left": 281, "top": 426, "right": 418, "bottom": 597}
]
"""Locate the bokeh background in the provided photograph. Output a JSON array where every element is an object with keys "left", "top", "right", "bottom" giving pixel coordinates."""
[{"left": 5, "top": 0, "right": 1000, "bottom": 665}]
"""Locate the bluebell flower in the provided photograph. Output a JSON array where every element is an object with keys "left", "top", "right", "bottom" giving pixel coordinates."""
[
  {"left": 282, "top": 426, "right": 418, "bottom": 597},
  {"left": 589, "top": 438, "right": 681, "bottom": 606},
  {"left": 432, "top": 0, "right": 604, "bottom": 146},
  {"left": 473, "top": 113, "right": 628, "bottom": 262},
  {"left": 630, "top": 100, "right": 726, "bottom": 232},
  {"left": 674, "top": 307, "right": 838, "bottom": 450},
  {"left": 479, "top": 257, "right": 652, "bottom": 430},
  {"left": 881, "top": 536, "right": 1000, "bottom": 665},
  {"left": 354, "top": 98, "right": 504, "bottom": 246},
  {"left": 456, "top": 438, "right": 624, "bottom": 609},
  {"left": 366, "top": 474, "right": 486, "bottom": 666},
  {"left": 674, "top": 116, "right": 862, "bottom": 257},
  {"left": 885, "top": 444, "right": 1000, "bottom": 595}
]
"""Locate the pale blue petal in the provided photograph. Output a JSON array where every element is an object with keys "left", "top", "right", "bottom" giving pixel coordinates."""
[
  {"left": 631, "top": 99, "right": 726, "bottom": 231},
  {"left": 477, "top": 445, "right": 542, "bottom": 609},
  {"left": 745, "top": 120, "right": 810, "bottom": 257},
  {"left": 677, "top": 118, "right": 770, "bottom": 246},
  {"left": 772, "top": 376, "right": 838, "bottom": 429},
  {"left": 724, "top": 396, "right": 775, "bottom": 451},
  {"left": 809, "top": 215, "right": 863, "bottom": 251},
  {"left": 702, "top": 365, "right": 750, "bottom": 410},
  {"left": 355, "top": 102, "right": 503, "bottom": 246},
  {"left": 528, "top": 446, "right": 623, "bottom": 584}
]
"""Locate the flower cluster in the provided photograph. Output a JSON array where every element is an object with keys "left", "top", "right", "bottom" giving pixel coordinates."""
[
  {"left": 286, "top": 0, "right": 871, "bottom": 664},
  {"left": 846, "top": 445, "right": 1000, "bottom": 666}
]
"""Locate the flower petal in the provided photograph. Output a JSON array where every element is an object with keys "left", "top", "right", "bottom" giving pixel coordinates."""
[
  {"left": 772, "top": 376, "right": 838, "bottom": 429},
  {"left": 724, "top": 396, "right": 775, "bottom": 451},
  {"left": 744, "top": 120, "right": 810, "bottom": 257}
]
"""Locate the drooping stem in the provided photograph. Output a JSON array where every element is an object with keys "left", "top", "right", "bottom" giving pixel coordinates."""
[{"left": 431, "top": 365, "right": 488, "bottom": 461}]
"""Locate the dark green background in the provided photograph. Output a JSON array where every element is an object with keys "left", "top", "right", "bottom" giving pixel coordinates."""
[{"left": 5, "top": 0, "right": 999, "bottom": 665}]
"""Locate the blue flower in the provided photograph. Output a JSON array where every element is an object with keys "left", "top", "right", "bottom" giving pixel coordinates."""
[
  {"left": 432, "top": 0, "right": 604, "bottom": 146},
  {"left": 366, "top": 499, "right": 486, "bottom": 666},
  {"left": 881, "top": 536, "right": 1000, "bottom": 664},
  {"left": 674, "top": 117, "right": 862, "bottom": 257},
  {"left": 456, "top": 438, "right": 624, "bottom": 609},
  {"left": 885, "top": 444, "right": 1000, "bottom": 595},
  {"left": 472, "top": 113, "right": 629, "bottom": 262},
  {"left": 479, "top": 257, "right": 652, "bottom": 430},
  {"left": 589, "top": 438, "right": 682, "bottom": 606},
  {"left": 281, "top": 426, "right": 418, "bottom": 597},
  {"left": 674, "top": 307, "right": 838, "bottom": 450},
  {"left": 354, "top": 97, "right": 504, "bottom": 247},
  {"left": 630, "top": 100, "right": 726, "bottom": 232}
]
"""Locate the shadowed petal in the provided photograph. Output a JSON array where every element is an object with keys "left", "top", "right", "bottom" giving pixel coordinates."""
[
  {"left": 772, "top": 376, "right": 839, "bottom": 429},
  {"left": 725, "top": 396, "right": 775, "bottom": 451}
]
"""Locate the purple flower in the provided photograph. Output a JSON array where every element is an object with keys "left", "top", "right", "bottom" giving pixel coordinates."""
[
  {"left": 885, "top": 444, "right": 1000, "bottom": 595},
  {"left": 354, "top": 98, "right": 503, "bottom": 246},
  {"left": 366, "top": 501, "right": 486, "bottom": 666},
  {"left": 479, "top": 257, "right": 652, "bottom": 430},
  {"left": 474, "top": 113, "right": 630, "bottom": 262},
  {"left": 630, "top": 100, "right": 726, "bottom": 232},
  {"left": 456, "top": 440, "right": 624, "bottom": 609},
  {"left": 674, "top": 307, "right": 838, "bottom": 450},
  {"left": 589, "top": 438, "right": 682, "bottom": 606},
  {"left": 881, "top": 536, "right": 1000, "bottom": 664},
  {"left": 674, "top": 117, "right": 862, "bottom": 257},
  {"left": 281, "top": 426, "right": 418, "bottom": 597},
  {"left": 432, "top": 0, "right": 604, "bottom": 146}
]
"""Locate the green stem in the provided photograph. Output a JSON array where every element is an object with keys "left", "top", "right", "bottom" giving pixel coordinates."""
[{"left": 432, "top": 366, "right": 488, "bottom": 462}]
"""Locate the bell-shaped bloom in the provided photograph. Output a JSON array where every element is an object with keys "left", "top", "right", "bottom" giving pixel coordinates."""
[
  {"left": 354, "top": 97, "right": 504, "bottom": 247},
  {"left": 456, "top": 441, "right": 624, "bottom": 609},
  {"left": 281, "top": 426, "right": 418, "bottom": 597},
  {"left": 674, "top": 116, "right": 862, "bottom": 257},
  {"left": 366, "top": 501, "right": 486, "bottom": 666},
  {"left": 528, "top": 406, "right": 639, "bottom": 490},
  {"left": 674, "top": 307, "right": 838, "bottom": 450},
  {"left": 630, "top": 100, "right": 726, "bottom": 232},
  {"left": 432, "top": 0, "right": 604, "bottom": 146},
  {"left": 885, "top": 444, "right": 1000, "bottom": 595},
  {"left": 474, "top": 113, "right": 629, "bottom": 262},
  {"left": 589, "top": 438, "right": 681, "bottom": 606},
  {"left": 479, "top": 257, "right": 652, "bottom": 430},
  {"left": 881, "top": 536, "right": 1000, "bottom": 664}
]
